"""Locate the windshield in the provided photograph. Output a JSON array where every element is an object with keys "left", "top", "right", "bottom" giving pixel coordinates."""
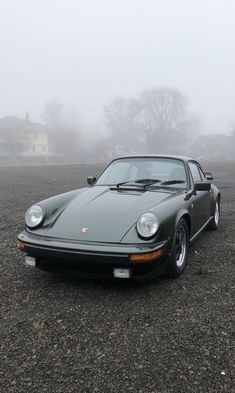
[{"left": 96, "top": 158, "right": 188, "bottom": 189}]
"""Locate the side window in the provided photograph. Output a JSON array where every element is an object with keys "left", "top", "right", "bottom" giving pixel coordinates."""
[
  {"left": 198, "top": 167, "right": 206, "bottom": 180},
  {"left": 189, "top": 162, "right": 202, "bottom": 183}
]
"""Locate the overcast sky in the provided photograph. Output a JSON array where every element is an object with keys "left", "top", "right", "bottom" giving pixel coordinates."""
[{"left": 0, "top": 0, "right": 235, "bottom": 134}]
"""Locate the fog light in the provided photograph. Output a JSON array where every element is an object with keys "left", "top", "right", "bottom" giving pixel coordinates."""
[
  {"left": 113, "top": 268, "right": 130, "bottom": 279},
  {"left": 25, "top": 256, "right": 36, "bottom": 267}
]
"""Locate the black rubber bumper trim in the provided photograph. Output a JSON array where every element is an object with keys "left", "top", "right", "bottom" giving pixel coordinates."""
[{"left": 19, "top": 234, "right": 169, "bottom": 280}]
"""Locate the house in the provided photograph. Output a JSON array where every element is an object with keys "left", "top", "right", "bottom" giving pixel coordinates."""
[
  {"left": 21, "top": 116, "right": 50, "bottom": 157},
  {"left": 0, "top": 115, "right": 51, "bottom": 157}
]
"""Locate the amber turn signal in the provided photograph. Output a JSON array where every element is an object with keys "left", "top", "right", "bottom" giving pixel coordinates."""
[
  {"left": 18, "top": 240, "right": 25, "bottom": 250},
  {"left": 130, "top": 248, "right": 163, "bottom": 262}
]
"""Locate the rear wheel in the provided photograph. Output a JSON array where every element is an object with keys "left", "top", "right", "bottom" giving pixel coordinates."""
[
  {"left": 207, "top": 199, "right": 220, "bottom": 230},
  {"left": 166, "top": 218, "right": 188, "bottom": 278}
]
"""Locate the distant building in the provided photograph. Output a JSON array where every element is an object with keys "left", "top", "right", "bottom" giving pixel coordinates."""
[
  {"left": 21, "top": 118, "right": 50, "bottom": 157},
  {"left": 0, "top": 115, "right": 51, "bottom": 157},
  {"left": 192, "top": 133, "right": 232, "bottom": 160}
]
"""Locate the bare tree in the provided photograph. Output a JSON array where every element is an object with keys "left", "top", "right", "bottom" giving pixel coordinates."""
[
  {"left": 44, "top": 99, "right": 80, "bottom": 156},
  {"left": 104, "top": 97, "right": 143, "bottom": 151},
  {"left": 139, "top": 87, "right": 188, "bottom": 152},
  {"left": 104, "top": 87, "right": 199, "bottom": 154},
  {"left": 44, "top": 99, "right": 64, "bottom": 130}
]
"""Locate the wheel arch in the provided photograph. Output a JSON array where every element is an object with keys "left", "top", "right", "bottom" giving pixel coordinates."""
[
  {"left": 210, "top": 185, "right": 221, "bottom": 216},
  {"left": 166, "top": 211, "right": 190, "bottom": 278},
  {"left": 175, "top": 210, "right": 191, "bottom": 238},
  {"left": 181, "top": 213, "right": 191, "bottom": 238}
]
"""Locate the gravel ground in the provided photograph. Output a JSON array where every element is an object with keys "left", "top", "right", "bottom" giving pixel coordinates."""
[{"left": 0, "top": 164, "right": 234, "bottom": 393}]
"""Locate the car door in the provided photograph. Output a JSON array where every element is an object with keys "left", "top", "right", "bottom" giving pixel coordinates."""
[{"left": 188, "top": 161, "right": 211, "bottom": 235}]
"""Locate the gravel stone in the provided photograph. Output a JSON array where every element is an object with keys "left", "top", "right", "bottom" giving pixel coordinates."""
[{"left": 0, "top": 164, "right": 234, "bottom": 393}]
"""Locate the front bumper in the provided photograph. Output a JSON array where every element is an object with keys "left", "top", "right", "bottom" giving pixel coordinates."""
[{"left": 18, "top": 231, "right": 170, "bottom": 281}]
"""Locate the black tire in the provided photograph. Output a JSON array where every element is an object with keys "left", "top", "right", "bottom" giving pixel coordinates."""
[
  {"left": 166, "top": 218, "right": 189, "bottom": 278},
  {"left": 207, "top": 199, "right": 220, "bottom": 231}
]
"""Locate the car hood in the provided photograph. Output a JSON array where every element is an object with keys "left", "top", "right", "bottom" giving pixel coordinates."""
[{"left": 44, "top": 186, "right": 177, "bottom": 242}]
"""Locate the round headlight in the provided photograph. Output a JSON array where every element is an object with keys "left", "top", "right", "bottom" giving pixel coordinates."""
[
  {"left": 136, "top": 212, "right": 159, "bottom": 239},
  {"left": 25, "top": 205, "right": 44, "bottom": 228}
]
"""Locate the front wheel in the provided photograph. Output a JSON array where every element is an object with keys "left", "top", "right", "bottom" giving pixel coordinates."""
[
  {"left": 166, "top": 218, "right": 189, "bottom": 278},
  {"left": 207, "top": 199, "right": 220, "bottom": 230}
]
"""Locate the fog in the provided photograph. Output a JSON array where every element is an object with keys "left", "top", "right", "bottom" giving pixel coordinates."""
[{"left": 0, "top": 0, "right": 235, "bottom": 162}]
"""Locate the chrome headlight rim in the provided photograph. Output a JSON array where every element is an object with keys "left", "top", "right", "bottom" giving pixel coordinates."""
[
  {"left": 25, "top": 204, "right": 45, "bottom": 229},
  {"left": 136, "top": 212, "right": 159, "bottom": 239}
]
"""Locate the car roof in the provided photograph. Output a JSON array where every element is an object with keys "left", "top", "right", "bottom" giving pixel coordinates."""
[{"left": 112, "top": 154, "right": 194, "bottom": 163}]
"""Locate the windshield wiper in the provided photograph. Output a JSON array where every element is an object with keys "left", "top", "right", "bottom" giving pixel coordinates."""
[
  {"left": 135, "top": 179, "right": 161, "bottom": 186},
  {"left": 161, "top": 180, "right": 186, "bottom": 185},
  {"left": 115, "top": 179, "right": 161, "bottom": 188},
  {"left": 116, "top": 180, "right": 139, "bottom": 187},
  {"left": 111, "top": 179, "right": 186, "bottom": 191}
]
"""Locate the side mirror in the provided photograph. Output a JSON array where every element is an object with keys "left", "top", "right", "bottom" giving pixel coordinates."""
[
  {"left": 195, "top": 181, "right": 211, "bottom": 192},
  {"left": 185, "top": 181, "right": 211, "bottom": 200},
  {"left": 87, "top": 176, "right": 96, "bottom": 186},
  {"left": 204, "top": 171, "right": 213, "bottom": 180}
]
